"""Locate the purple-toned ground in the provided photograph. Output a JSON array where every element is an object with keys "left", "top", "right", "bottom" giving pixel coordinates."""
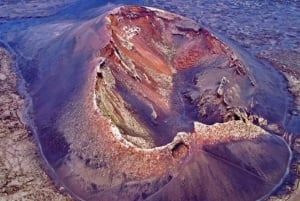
[
  {"left": 0, "top": 48, "right": 72, "bottom": 201},
  {"left": 0, "top": 1, "right": 299, "bottom": 201}
]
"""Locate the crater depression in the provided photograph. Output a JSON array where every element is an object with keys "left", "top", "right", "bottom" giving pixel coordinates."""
[{"left": 15, "top": 5, "right": 293, "bottom": 201}]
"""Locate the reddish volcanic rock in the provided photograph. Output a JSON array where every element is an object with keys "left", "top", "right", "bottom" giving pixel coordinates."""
[{"left": 19, "top": 5, "right": 292, "bottom": 201}]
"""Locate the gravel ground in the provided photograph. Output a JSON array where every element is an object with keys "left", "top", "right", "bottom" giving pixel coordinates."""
[
  {"left": 0, "top": 48, "right": 71, "bottom": 201},
  {"left": 0, "top": 0, "right": 77, "bottom": 21},
  {"left": 264, "top": 51, "right": 300, "bottom": 201}
]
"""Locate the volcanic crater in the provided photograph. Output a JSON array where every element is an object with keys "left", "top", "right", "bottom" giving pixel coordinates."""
[
  {"left": 16, "top": 5, "right": 293, "bottom": 201},
  {"left": 95, "top": 6, "right": 260, "bottom": 148}
]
